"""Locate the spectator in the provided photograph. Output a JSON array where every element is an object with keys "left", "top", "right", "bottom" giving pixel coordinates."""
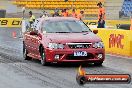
[
  {"left": 66, "top": 8, "right": 69, "bottom": 16},
  {"left": 22, "top": 7, "right": 25, "bottom": 19},
  {"left": 97, "top": 2, "right": 106, "bottom": 21},
  {"left": 41, "top": 11, "right": 49, "bottom": 18},
  {"left": 54, "top": 8, "right": 59, "bottom": 13},
  {"left": 77, "top": 11, "right": 84, "bottom": 20},
  {"left": 61, "top": 9, "right": 64, "bottom": 16},
  {"left": 52, "top": 12, "right": 59, "bottom": 17},
  {"left": 40, "top": 11, "right": 48, "bottom": 18},
  {"left": 71, "top": 9, "right": 77, "bottom": 18},
  {"left": 29, "top": 11, "right": 35, "bottom": 27},
  {"left": 52, "top": 9, "right": 60, "bottom": 17},
  {"left": 62, "top": 9, "right": 68, "bottom": 17}
]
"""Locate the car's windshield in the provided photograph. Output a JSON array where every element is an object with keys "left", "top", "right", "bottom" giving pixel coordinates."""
[{"left": 43, "top": 20, "right": 91, "bottom": 33}]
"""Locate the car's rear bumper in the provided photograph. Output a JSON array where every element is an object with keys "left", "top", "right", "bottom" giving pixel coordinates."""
[{"left": 45, "top": 48, "right": 105, "bottom": 63}]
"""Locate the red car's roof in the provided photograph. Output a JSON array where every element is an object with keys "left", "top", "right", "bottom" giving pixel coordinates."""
[{"left": 41, "top": 17, "right": 79, "bottom": 22}]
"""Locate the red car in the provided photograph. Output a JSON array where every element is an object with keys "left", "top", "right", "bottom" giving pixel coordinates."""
[{"left": 23, "top": 17, "right": 105, "bottom": 66}]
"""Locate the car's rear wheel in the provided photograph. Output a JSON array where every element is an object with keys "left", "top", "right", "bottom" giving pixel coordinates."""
[
  {"left": 94, "top": 62, "right": 103, "bottom": 66},
  {"left": 40, "top": 47, "right": 49, "bottom": 66},
  {"left": 23, "top": 43, "right": 31, "bottom": 60}
]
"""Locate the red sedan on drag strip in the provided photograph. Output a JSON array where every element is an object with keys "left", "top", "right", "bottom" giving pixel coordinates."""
[{"left": 23, "top": 17, "right": 105, "bottom": 66}]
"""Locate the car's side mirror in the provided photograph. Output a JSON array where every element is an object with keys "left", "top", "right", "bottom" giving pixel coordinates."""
[
  {"left": 93, "top": 30, "right": 98, "bottom": 34},
  {"left": 30, "top": 30, "right": 38, "bottom": 35}
]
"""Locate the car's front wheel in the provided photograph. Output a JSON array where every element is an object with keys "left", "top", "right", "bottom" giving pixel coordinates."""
[
  {"left": 23, "top": 43, "right": 31, "bottom": 60},
  {"left": 40, "top": 47, "right": 49, "bottom": 66}
]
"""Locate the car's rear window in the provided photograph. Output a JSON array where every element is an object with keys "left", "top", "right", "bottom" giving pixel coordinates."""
[{"left": 42, "top": 20, "right": 91, "bottom": 33}]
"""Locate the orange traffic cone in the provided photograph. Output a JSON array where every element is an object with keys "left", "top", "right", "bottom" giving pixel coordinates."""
[{"left": 12, "top": 31, "right": 17, "bottom": 38}]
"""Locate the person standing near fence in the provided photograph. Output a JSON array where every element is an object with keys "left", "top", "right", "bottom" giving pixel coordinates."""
[
  {"left": 22, "top": 7, "right": 25, "bottom": 19},
  {"left": 77, "top": 11, "right": 84, "bottom": 20},
  {"left": 29, "top": 11, "right": 35, "bottom": 28},
  {"left": 62, "top": 9, "right": 68, "bottom": 17},
  {"left": 97, "top": 2, "right": 106, "bottom": 28},
  {"left": 71, "top": 9, "right": 77, "bottom": 18},
  {"left": 97, "top": 2, "right": 106, "bottom": 20}
]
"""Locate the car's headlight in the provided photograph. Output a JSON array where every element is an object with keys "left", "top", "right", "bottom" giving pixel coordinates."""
[
  {"left": 93, "top": 42, "right": 104, "bottom": 48},
  {"left": 48, "top": 43, "right": 64, "bottom": 49}
]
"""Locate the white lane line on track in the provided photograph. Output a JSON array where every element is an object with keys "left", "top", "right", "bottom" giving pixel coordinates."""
[{"left": 106, "top": 54, "right": 132, "bottom": 59}]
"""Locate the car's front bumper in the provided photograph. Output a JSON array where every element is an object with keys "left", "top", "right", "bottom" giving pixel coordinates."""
[{"left": 45, "top": 48, "right": 105, "bottom": 63}]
